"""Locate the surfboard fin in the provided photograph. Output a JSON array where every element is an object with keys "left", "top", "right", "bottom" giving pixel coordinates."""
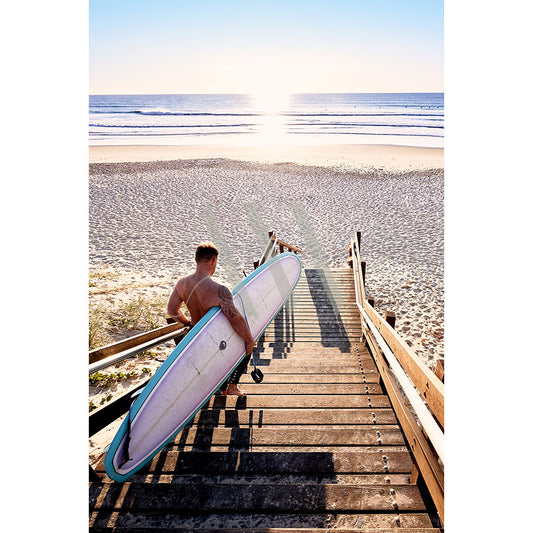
[
  {"left": 250, "top": 349, "right": 264, "bottom": 383},
  {"left": 117, "top": 388, "right": 144, "bottom": 469},
  {"left": 251, "top": 367, "right": 264, "bottom": 383},
  {"left": 118, "top": 412, "right": 132, "bottom": 469}
]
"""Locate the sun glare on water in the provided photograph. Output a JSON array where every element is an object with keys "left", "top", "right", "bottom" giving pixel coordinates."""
[{"left": 251, "top": 92, "right": 291, "bottom": 145}]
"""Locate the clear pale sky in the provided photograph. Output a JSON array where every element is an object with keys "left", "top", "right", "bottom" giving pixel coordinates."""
[{"left": 90, "top": 0, "right": 443, "bottom": 95}]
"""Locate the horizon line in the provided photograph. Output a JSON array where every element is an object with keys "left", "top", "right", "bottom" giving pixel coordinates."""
[{"left": 90, "top": 90, "right": 444, "bottom": 97}]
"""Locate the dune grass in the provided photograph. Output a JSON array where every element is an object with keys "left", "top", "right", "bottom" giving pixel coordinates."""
[{"left": 89, "top": 294, "right": 168, "bottom": 350}]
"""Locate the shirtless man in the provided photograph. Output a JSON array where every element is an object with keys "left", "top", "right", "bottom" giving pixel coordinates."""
[{"left": 167, "top": 242, "right": 255, "bottom": 396}]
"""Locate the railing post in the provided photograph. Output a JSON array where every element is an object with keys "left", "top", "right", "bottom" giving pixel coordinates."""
[
  {"left": 166, "top": 317, "right": 182, "bottom": 345},
  {"left": 367, "top": 297, "right": 375, "bottom": 307},
  {"left": 360, "top": 260, "right": 366, "bottom": 283},
  {"left": 347, "top": 252, "right": 354, "bottom": 268},
  {"left": 384, "top": 310, "right": 396, "bottom": 329},
  {"left": 410, "top": 462, "right": 420, "bottom": 485},
  {"left": 435, "top": 360, "right": 444, "bottom": 383}
]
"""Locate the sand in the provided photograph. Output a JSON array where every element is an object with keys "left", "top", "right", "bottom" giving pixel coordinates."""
[
  {"left": 90, "top": 143, "right": 443, "bottom": 171},
  {"left": 89, "top": 144, "right": 444, "bottom": 464}
]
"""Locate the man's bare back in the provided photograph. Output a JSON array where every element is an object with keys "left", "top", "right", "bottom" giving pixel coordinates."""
[
  {"left": 166, "top": 242, "right": 255, "bottom": 395},
  {"left": 183, "top": 273, "right": 244, "bottom": 320},
  {"left": 174, "top": 274, "right": 220, "bottom": 325}
]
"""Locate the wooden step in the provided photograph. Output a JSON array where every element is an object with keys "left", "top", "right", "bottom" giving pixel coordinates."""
[
  {"left": 95, "top": 450, "right": 413, "bottom": 475},
  {"left": 89, "top": 482, "right": 426, "bottom": 512},
  {"left": 213, "top": 383, "right": 384, "bottom": 395},
  {"left": 238, "top": 373, "right": 380, "bottom": 384},
  {"left": 252, "top": 351, "right": 373, "bottom": 361},
  {"left": 206, "top": 395, "right": 390, "bottom": 409},
  {"left": 253, "top": 351, "right": 370, "bottom": 360},
  {"left": 91, "top": 526, "right": 441, "bottom": 533},
  {"left": 184, "top": 408, "right": 398, "bottom": 426},
  {"left": 248, "top": 363, "right": 379, "bottom": 374},
  {"left": 89, "top": 512, "right": 438, "bottom": 531},
  {"left": 165, "top": 427, "right": 406, "bottom": 450},
  {"left": 254, "top": 342, "right": 368, "bottom": 351}
]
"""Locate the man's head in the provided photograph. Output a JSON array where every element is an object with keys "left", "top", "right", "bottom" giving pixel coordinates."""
[{"left": 195, "top": 241, "right": 219, "bottom": 264}]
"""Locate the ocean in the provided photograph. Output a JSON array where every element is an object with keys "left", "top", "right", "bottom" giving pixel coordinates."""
[{"left": 89, "top": 93, "right": 443, "bottom": 148}]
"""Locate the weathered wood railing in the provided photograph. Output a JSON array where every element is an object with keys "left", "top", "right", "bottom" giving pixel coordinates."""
[
  {"left": 254, "top": 230, "right": 303, "bottom": 268},
  {"left": 347, "top": 231, "right": 444, "bottom": 524},
  {"left": 89, "top": 322, "right": 188, "bottom": 374}
]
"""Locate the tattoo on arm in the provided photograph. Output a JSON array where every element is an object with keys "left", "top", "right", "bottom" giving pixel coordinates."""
[{"left": 218, "top": 286, "right": 239, "bottom": 319}]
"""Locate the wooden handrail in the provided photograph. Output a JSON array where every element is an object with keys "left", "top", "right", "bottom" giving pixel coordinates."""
[
  {"left": 258, "top": 236, "right": 277, "bottom": 266},
  {"left": 273, "top": 238, "right": 303, "bottom": 254},
  {"left": 256, "top": 231, "right": 303, "bottom": 268},
  {"left": 89, "top": 322, "right": 188, "bottom": 375},
  {"left": 348, "top": 232, "right": 444, "bottom": 524},
  {"left": 89, "top": 322, "right": 186, "bottom": 364},
  {"left": 363, "top": 302, "right": 444, "bottom": 427},
  {"left": 348, "top": 234, "right": 444, "bottom": 427},
  {"left": 367, "top": 327, "right": 444, "bottom": 521}
]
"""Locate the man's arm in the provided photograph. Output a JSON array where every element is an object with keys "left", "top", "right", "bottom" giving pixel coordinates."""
[
  {"left": 167, "top": 286, "right": 191, "bottom": 326},
  {"left": 218, "top": 285, "right": 255, "bottom": 354}
]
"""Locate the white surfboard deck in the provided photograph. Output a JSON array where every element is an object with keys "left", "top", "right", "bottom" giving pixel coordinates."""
[{"left": 104, "top": 252, "right": 302, "bottom": 481}]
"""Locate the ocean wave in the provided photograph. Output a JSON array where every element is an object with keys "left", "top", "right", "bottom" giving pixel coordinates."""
[
  {"left": 89, "top": 130, "right": 250, "bottom": 137},
  {"left": 286, "top": 131, "right": 444, "bottom": 138},
  {"left": 90, "top": 129, "right": 442, "bottom": 138},
  {"left": 291, "top": 122, "right": 444, "bottom": 129},
  {"left": 89, "top": 122, "right": 442, "bottom": 130},
  {"left": 89, "top": 123, "right": 255, "bottom": 128},
  {"left": 90, "top": 109, "right": 443, "bottom": 118}
]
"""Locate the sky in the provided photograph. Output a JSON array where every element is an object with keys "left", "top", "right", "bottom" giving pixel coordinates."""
[{"left": 89, "top": 0, "right": 443, "bottom": 95}]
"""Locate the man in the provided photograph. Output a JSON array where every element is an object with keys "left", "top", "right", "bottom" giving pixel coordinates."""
[{"left": 167, "top": 242, "right": 255, "bottom": 396}]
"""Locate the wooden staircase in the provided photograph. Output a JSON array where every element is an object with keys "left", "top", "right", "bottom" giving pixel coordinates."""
[{"left": 89, "top": 268, "right": 441, "bottom": 531}]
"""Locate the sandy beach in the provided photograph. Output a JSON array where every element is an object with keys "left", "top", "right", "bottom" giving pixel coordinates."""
[
  {"left": 90, "top": 143, "right": 443, "bottom": 171},
  {"left": 89, "top": 143, "right": 444, "bottom": 463}
]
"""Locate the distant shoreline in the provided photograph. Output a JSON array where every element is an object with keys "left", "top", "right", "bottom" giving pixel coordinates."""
[{"left": 89, "top": 143, "right": 444, "bottom": 171}]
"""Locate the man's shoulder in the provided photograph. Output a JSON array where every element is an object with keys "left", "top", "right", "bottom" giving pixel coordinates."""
[
  {"left": 200, "top": 280, "right": 230, "bottom": 299},
  {"left": 210, "top": 280, "right": 230, "bottom": 294},
  {"left": 176, "top": 276, "right": 190, "bottom": 290}
]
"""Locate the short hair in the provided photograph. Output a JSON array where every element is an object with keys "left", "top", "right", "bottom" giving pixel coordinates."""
[{"left": 195, "top": 242, "right": 219, "bottom": 263}]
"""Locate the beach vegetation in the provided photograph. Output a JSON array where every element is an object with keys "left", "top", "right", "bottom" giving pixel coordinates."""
[
  {"left": 89, "top": 269, "right": 119, "bottom": 282},
  {"left": 89, "top": 294, "right": 167, "bottom": 349},
  {"left": 89, "top": 370, "right": 140, "bottom": 387},
  {"left": 89, "top": 304, "right": 113, "bottom": 350},
  {"left": 89, "top": 393, "right": 114, "bottom": 412},
  {"left": 107, "top": 295, "right": 167, "bottom": 332},
  {"left": 136, "top": 350, "right": 159, "bottom": 359},
  {"left": 88, "top": 365, "right": 153, "bottom": 411}
]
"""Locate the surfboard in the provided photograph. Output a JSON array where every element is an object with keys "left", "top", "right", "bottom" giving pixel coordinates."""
[{"left": 104, "top": 252, "right": 302, "bottom": 481}]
